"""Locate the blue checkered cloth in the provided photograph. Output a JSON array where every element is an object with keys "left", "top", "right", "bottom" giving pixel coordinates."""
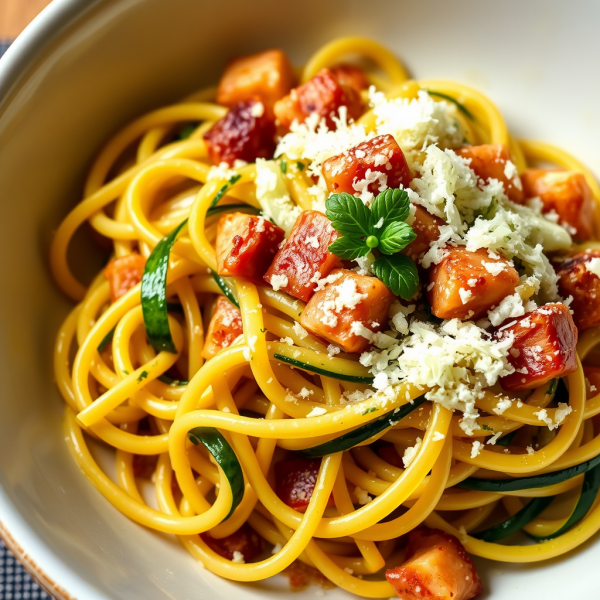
[
  {"left": 0, "top": 38, "right": 51, "bottom": 599},
  {"left": 0, "top": 540, "right": 50, "bottom": 600}
]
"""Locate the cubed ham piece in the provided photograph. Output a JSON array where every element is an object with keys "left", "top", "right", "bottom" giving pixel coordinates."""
[
  {"left": 200, "top": 523, "right": 263, "bottom": 562},
  {"left": 521, "top": 169, "right": 595, "bottom": 241},
  {"left": 386, "top": 527, "right": 482, "bottom": 600},
  {"left": 216, "top": 49, "right": 294, "bottom": 112},
  {"left": 275, "top": 456, "right": 334, "bottom": 511},
  {"left": 322, "top": 134, "right": 412, "bottom": 198},
  {"left": 300, "top": 269, "right": 394, "bottom": 353},
  {"left": 555, "top": 250, "right": 600, "bottom": 330},
  {"left": 216, "top": 213, "right": 284, "bottom": 285},
  {"left": 274, "top": 68, "right": 364, "bottom": 131},
  {"left": 264, "top": 210, "right": 341, "bottom": 302},
  {"left": 201, "top": 296, "right": 244, "bottom": 360},
  {"left": 428, "top": 247, "right": 519, "bottom": 320},
  {"left": 203, "top": 99, "right": 276, "bottom": 167},
  {"left": 456, "top": 144, "right": 524, "bottom": 203},
  {"left": 403, "top": 205, "right": 445, "bottom": 262},
  {"left": 494, "top": 303, "right": 578, "bottom": 391},
  {"left": 104, "top": 253, "right": 146, "bottom": 302},
  {"left": 330, "top": 64, "right": 369, "bottom": 92}
]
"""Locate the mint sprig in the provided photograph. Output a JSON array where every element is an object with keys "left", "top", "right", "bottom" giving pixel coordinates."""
[{"left": 325, "top": 189, "right": 419, "bottom": 299}]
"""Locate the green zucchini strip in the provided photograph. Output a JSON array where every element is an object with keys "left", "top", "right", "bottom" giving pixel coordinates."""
[
  {"left": 299, "top": 396, "right": 427, "bottom": 458},
  {"left": 206, "top": 203, "right": 261, "bottom": 219},
  {"left": 426, "top": 90, "right": 475, "bottom": 121},
  {"left": 272, "top": 352, "right": 374, "bottom": 385},
  {"left": 157, "top": 374, "right": 189, "bottom": 386},
  {"left": 460, "top": 453, "right": 600, "bottom": 493},
  {"left": 209, "top": 174, "right": 242, "bottom": 209},
  {"left": 141, "top": 219, "right": 188, "bottom": 353},
  {"left": 495, "top": 430, "right": 518, "bottom": 447},
  {"left": 472, "top": 496, "right": 554, "bottom": 542},
  {"left": 188, "top": 427, "right": 245, "bottom": 518},
  {"left": 211, "top": 271, "right": 239, "bottom": 308},
  {"left": 528, "top": 463, "right": 600, "bottom": 541},
  {"left": 97, "top": 328, "right": 115, "bottom": 352}
]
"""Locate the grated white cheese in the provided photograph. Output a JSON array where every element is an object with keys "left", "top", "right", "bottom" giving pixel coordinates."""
[
  {"left": 354, "top": 486, "right": 373, "bottom": 505},
  {"left": 586, "top": 257, "right": 600, "bottom": 278},
  {"left": 293, "top": 321, "right": 309, "bottom": 339},
  {"left": 459, "top": 288, "right": 472, "bottom": 304},
  {"left": 255, "top": 159, "right": 302, "bottom": 235},
  {"left": 361, "top": 319, "right": 514, "bottom": 435},
  {"left": 471, "top": 440, "right": 483, "bottom": 458},
  {"left": 232, "top": 551, "right": 245, "bottom": 564},
  {"left": 432, "top": 431, "right": 446, "bottom": 442},
  {"left": 403, "top": 437, "right": 423, "bottom": 468},
  {"left": 250, "top": 101, "right": 264, "bottom": 118},
  {"left": 488, "top": 293, "right": 526, "bottom": 327},
  {"left": 327, "top": 344, "right": 341, "bottom": 357},
  {"left": 270, "top": 274, "right": 288, "bottom": 291},
  {"left": 306, "top": 406, "right": 328, "bottom": 418}
]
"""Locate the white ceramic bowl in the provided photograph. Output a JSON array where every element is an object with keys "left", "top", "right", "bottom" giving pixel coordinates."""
[{"left": 1, "top": 0, "right": 599, "bottom": 598}]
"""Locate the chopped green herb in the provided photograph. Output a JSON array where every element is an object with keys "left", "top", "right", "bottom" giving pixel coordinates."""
[
  {"left": 362, "top": 407, "right": 378, "bottom": 415},
  {"left": 480, "top": 424, "right": 494, "bottom": 432},
  {"left": 296, "top": 161, "right": 305, "bottom": 172},
  {"left": 280, "top": 159, "right": 287, "bottom": 174},
  {"left": 177, "top": 123, "right": 198, "bottom": 140},
  {"left": 209, "top": 174, "right": 242, "bottom": 209},
  {"left": 137, "top": 370, "right": 149, "bottom": 383},
  {"left": 325, "top": 190, "right": 419, "bottom": 299}
]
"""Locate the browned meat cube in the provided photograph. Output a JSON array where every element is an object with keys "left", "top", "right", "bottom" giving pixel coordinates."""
[
  {"left": 216, "top": 213, "right": 284, "bottom": 285},
  {"left": 274, "top": 68, "right": 364, "bottom": 131},
  {"left": 403, "top": 205, "right": 445, "bottom": 262},
  {"left": 495, "top": 303, "right": 578, "bottom": 391},
  {"left": 322, "top": 134, "right": 412, "bottom": 199},
  {"left": 329, "top": 64, "right": 369, "bottom": 92},
  {"left": 428, "top": 247, "right": 519, "bottom": 320},
  {"left": 556, "top": 250, "right": 600, "bottom": 330},
  {"left": 300, "top": 269, "right": 394, "bottom": 353},
  {"left": 204, "top": 99, "right": 276, "bottom": 166},
  {"left": 104, "top": 253, "right": 146, "bottom": 302},
  {"left": 201, "top": 296, "right": 244, "bottom": 360},
  {"left": 456, "top": 144, "right": 524, "bottom": 203},
  {"left": 386, "top": 527, "right": 482, "bottom": 600},
  {"left": 216, "top": 49, "right": 294, "bottom": 112},
  {"left": 522, "top": 169, "right": 595, "bottom": 241},
  {"left": 264, "top": 211, "right": 341, "bottom": 302}
]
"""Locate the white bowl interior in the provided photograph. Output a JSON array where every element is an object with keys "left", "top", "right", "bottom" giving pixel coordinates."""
[{"left": 0, "top": 0, "right": 599, "bottom": 598}]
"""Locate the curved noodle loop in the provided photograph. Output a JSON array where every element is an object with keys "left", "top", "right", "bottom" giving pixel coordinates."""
[{"left": 51, "top": 37, "right": 600, "bottom": 597}]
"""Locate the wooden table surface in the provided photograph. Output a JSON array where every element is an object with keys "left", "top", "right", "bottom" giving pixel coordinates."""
[{"left": 0, "top": 0, "right": 52, "bottom": 39}]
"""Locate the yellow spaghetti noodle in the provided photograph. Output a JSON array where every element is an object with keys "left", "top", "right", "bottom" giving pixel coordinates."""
[{"left": 51, "top": 37, "right": 600, "bottom": 598}]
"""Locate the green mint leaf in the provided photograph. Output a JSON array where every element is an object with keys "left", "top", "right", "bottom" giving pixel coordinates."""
[
  {"left": 370, "top": 188, "right": 411, "bottom": 230},
  {"left": 378, "top": 221, "right": 416, "bottom": 255},
  {"left": 325, "top": 193, "right": 372, "bottom": 238},
  {"left": 328, "top": 237, "right": 371, "bottom": 260},
  {"left": 372, "top": 254, "right": 419, "bottom": 300}
]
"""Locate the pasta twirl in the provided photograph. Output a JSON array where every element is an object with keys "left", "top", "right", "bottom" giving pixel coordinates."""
[{"left": 52, "top": 37, "right": 600, "bottom": 599}]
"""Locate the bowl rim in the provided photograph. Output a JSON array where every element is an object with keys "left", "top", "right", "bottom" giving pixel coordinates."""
[{"left": 0, "top": 3, "right": 97, "bottom": 597}]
